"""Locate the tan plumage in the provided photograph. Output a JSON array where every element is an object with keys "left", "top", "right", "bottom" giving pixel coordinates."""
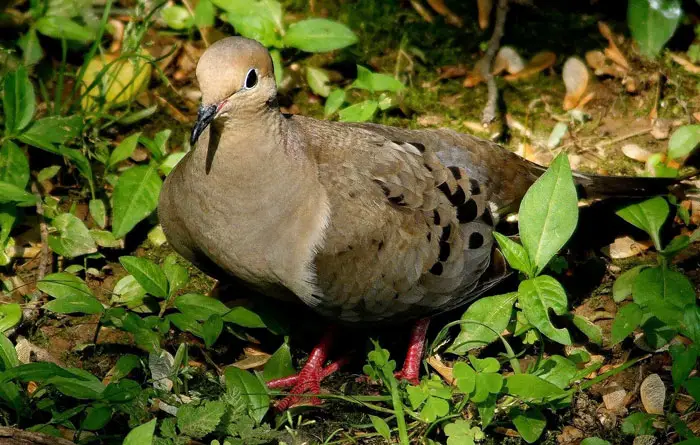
[{"left": 158, "top": 37, "right": 681, "bottom": 325}]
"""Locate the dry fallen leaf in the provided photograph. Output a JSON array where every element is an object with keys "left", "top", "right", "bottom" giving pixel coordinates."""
[
  {"left": 632, "top": 435, "right": 656, "bottom": 445},
  {"left": 670, "top": 53, "right": 700, "bottom": 75},
  {"left": 622, "top": 144, "right": 652, "bottom": 162},
  {"left": 504, "top": 51, "right": 556, "bottom": 81},
  {"left": 463, "top": 58, "right": 490, "bottom": 87},
  {"left": 410, "top": 0, "right": 434, "bottom": 23},
  {"left": 563, "top": 57, "right": 590, "bottom": 110},
  {"left": 602, "top": 382, "right": 628, "bottom": 412},
  {"left": 427, "top": 355, "right": 455, "bottom": 384},
  {"left": 603, "top": 236, "right": 651, "bottom": 259},
  {"left": 557, "top": 426, "right": 584, "bottom": 445},
  {"left": 585, "top": 50, "right": 627, "bottom": 78},
  {"left": 598, "top": 22, "right": 630, "bottom": 70},
  {"left": 493, "top": 46, "right": 525, "bottom": 75},
  {"left": 477, "top": 0, "right": 492, "bottom": 29},
  {"left": 640, "top": 373, "right": 665, "bottom": 415},
  {"left": 437, "top": 64, "right": 469, "bottom": 79},
  {"left": 693, "top": 112, "right": 700, "bottom": 123},
  {"left": 426, "top": 0, "right": 463, "bottom": 27}
]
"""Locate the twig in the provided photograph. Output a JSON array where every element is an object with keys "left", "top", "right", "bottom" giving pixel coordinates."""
[
  {"left": 32, "top": 182, "right": 50, "bottom": 281},
  {"left": 595, "top": 127, "right": 652, "bottom": 149},
  {"left": 481, "top": 0, "right": 508, "bottom": 125},
  {"left": 182, "top": 0, "right": 210, "bottom": 47}
]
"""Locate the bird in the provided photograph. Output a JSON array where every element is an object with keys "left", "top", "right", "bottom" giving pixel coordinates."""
[{"left": 158, "top": 36, "right": 684, "bottom": 410}]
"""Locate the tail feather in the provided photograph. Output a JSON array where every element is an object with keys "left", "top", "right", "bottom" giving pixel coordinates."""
[{"left": 572, "top": 172, "right": 694, "bottom": 199}]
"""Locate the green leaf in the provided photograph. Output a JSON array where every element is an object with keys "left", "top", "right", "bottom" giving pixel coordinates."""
[
  {"left": 306, "top": 66, "right": 331, "bottom": 97},
  {"left": 37, "top": 166, "right": 61, "bottom": 182},
  {"left": 177, "top": 400, "right": 226, "bottom": 439},
  {"left": 533, "top": 355, "right": 577, "bottom": 389},
  {"left": 283, "top": 18, "right": 358, "bottom": 52},
  {"left": 352, "top": 65, "right": 404, "bottom": 92},
  {"left": 611, "top": 302, "right": 643, "bottom": 344},
  {"left": 123, "top": 419, "right": 156, "bottom": 445},
  {"left": 194, "top": 0, "right": 215, "bottom": 28},
  {"left": 2, "top": 66, "right": 35, "bottom": 135},
  {"left": 18, "top": 27, "right": 44, "bottom": 66},
  {"left": 628, "top": 0, "right": 682, "bottom": 58},
  {"left": 633, "top": 267, "right": 695, "bottom": 325},
  {"left": 685, "top": 377, "right": 700, "bottom": 401},
  {"left": 0, "top": 181, "right": 38, "bottom": 206},
  {"left": 263, "top": 340, "right": 295, "bottom": 381},
  {"left": 119, "top": 256, "right": 168, "bottom": 298},
  {"left": 88, "top": 199, "right": 107, "bottom": 229},
  {"left": 682, "top": 306, "right": 700, "bottom": 344},
  {"left": 670, "top": 344, "right": 698, "bottom": 390},
  {"left": 18, "top": 115, "right": 83, "bottom": 152},
  {"left": 159, "top": 152, "right": 186, "bottom": 176},
  {"left": 202, "top": 314, "right": 223, "bottom": 347},
  {"left": 613, "top": 265, "right": 647, "bottom": 302},
  {"left": 109, "top": 132, "right": 141, "bottom": 169},
  {"left": 518, "top": 276, "right": 572, "bottom": 345},
  {"left": 621, "top": 412, "right": 655, "bottom": 435},
  {"left": 270, "top": 48, "right": 284, "bottom": 87},
  {"left": 504, "top": 373, "right": 566, "bottom": 402},
  {"left": 0, "top": 141, "right": 29, "bottom": 188},
  {"left": 81, "top": 405, "right": 112, "bottom": 430},
  {"left": 163, "top": 254, "right": 189, "bottom": 297},
  {"left": 110, "top": 275, "right": 146, "bottom": 307},
  {"left": 167, "top": 312, "right": 203, "bottom": 337},
  {"left": 174, "top": 293, "right": 266, "bottom": 327},
  {"left": 571, "top": 314, "right": 603, "bottom": 346},
  {"left": 109, "top": 354, "right": 141, "bottom": 382},
  {"left": 35, "top": 16, "right": 95, "bottom": 43},
  {"left": 112, "top": 165, "right": 162, "bottom": 239},
  {"left": 45, "top": 375, "right": 105, "bottom": 399},
  {"left": 90, "top": 229, "right": 121, "bottom": 248},
  {"left": 617, "top": 196, "right": 669, "bottom": 249},
  {"left": 38, "top": 272, "right": 93, "bottom": 299},
  {"left": 338, "top": 100, "right": 379, "bottom": 122},
  {"left": 44, "top": 294, "right": 104, "bottom": 315},
  {"left": 581, "top": 439, "right": 611, "bottom": 445},
  {"left": 141, "top": 130, "right": 171, "bottom": 161},
  {"left": 224, "top": 367, "right": 269, "bottom": 423},
  {"left": 48, "top": 213, "right": 97, "bottom": 258},
  {"left": 519, "top": 153, "right": 578, "bottom": 275},
  {"left": 510, "top": 407, "right": 546, "bottom": 443},
  {"left": 668, "top": 125, "right": 700, "bottom": 159},
  {"left": 161, "top": 5, "right": 193, "bottom": 30},
  {"left": 493, "top": 233, "right": 532, "bottom": 276},
  {"left": 217, "top": 0, "right": 283, "bottom": 47},
  {"left": 324, "top": 89, "right": 346, "bottom": 117},
  {"left": 369, "top": 415, "right": 391, "bottom": 441},
  {"left": 0, "top": 303, "right": 21, "bottom": 332},
  {"left": 0, "top": 335, "right": 20, "bottom": 370},
  {"left": 444, "top": 419, "right": 482, "bottom": 445},
  {"left": 449, "top": 292, "right": 516, "bottom": 354},
  {"left": 102, "top": 379, "right": 141, "bottom": 402}
]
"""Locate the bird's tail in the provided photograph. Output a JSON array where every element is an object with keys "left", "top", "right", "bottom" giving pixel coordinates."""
[{"left": 572, "top": 171, "right": 697, "bottom": 200}]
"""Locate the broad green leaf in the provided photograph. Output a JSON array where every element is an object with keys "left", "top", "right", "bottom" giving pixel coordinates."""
[
  {"left": 369, "top": 415, "right": 391, "bottom": 442},
  {"left": 338, "top": 100, "right": 378, "bottom": 122},
  {"left": 284, "top": 18, "right": 358, "bottom": 52},
  {"left": 140, "top": 130, "right": 171, "bottom": 161},
  {"left": 2, "top": 66, "right": 35, "bottom": 135},
  {"left": 611, "top": 302, "right": 643, "bottom": 344},
  {"left": 159, "top": 152, "right": 186, "bottom": 176},
  {"left": 45, "top": 375, "right": 105, "bottom": 399},
  {"left": 510, "top": 407, "right": 546, "bottom": 443},
  {"left": 263, "top": 340, "right": 295, "bottom": 381},
  {"left": 0, "top": 141, "right": 29, "bottom": 188},
  {"left": 533, "top": 355, "right": 577, "bottom": 389},
  {"left": 453, "top": 362, "right": 477, "bottom": 395},
  {"left": 352, "top": 65, "right": 404, "bottom": 92},
  {"left": 504, "top": 374, "right": 566, "bottom": 402},
  {"left": 571, "top": 314, "right": 603, "bottom": 346},
  {"left": 81, "top": 405, "right": 112, "bottom": 430},
  {"left": 112, "top": 164, "right": 162, "bottom": 239},
  {"left": 18, "top": 28, "right": 43, "bottom": 65},
  {"left": 18, "top": 115, "right": 83, "bottom": 152},
  {"left": 161, "top": 5, "right": 193, "bottom": 29},
  {"left": 163, "top": 254, "right": 189, "bottom": 296},
  {"left": 306, "top": 66, "right": 331, "bottom": 97},
  {"left": 202, "top": 314, "right": 223, "bottom": 347},
  {"left": 686, "top": 377, "right": 700, "bottom": 401},
  {"left": 324, "top": 89, "right": 346, "bottom": 117},
  {"left": 613, "top": 265, "right": 647, "bottom": 302},
  {"left": 0, "top": 181, "right": 38, "bottom": 206},
  {"left": 616, "top": 196, "right": 669, "bottom": 249},
  {"left": 177, "top": 400, "right": 226, "bottom": 439},
  {"left": 48, "top": 213, "right": 97, "bottom": 258},
  {"left": 174, "top": 293, "right": 266, "bottom": 327},
  {"left": 518, "top": 276, "right": 571, "bottom": 345},
  {"left": 682, "top": 306, "right": 700, "bottom": 344},
  {"left": 90, "top": 230, "right": 121, "bottom": 248},
  {"left": 38, "top": 272, "right": 93, "bottom": 299},
  {"left": 37, "top": 166, "right": 61, "bottom": 182},
  {"left": 217, "top": 0, "right": 283, "bottom": 47},
  {"left": 36, "top": 16, "right": 95, "bottom": 42},
  {"left": 670, "top": 344, "right": 698, "bottom": 390},
  {"left": 123, "top": 419, "right": 156, "bottom": 445},
  {"left": 633, "top": 266, "right": 695, "bottom": 317},
  {"left": 493, "top": 233, "right": 531, "bottom": 276},
  {"left": 111, "top": 275, "right": 146, "bottom": 307},
  {"left": 621, "top": 412, "right": 655, "bottom": 435},
  {"left": 519, "top": 153, "right": 578, "bottom": 275},
  {"left": 628, "top": 0, "right": 682, "bottom": 58},
  {"left": 224, "top": 367, "right": 269, "bottom": 423},
  {"left": 109, "top": 132, "right": 141, "bottom": 169},
  {"left": 89, "top": 199, "right": 107, "bottom": 228},
  {"left": 0, "top": 335, "right": 20, "bottom": 370},
  {"left": 581, "top": 439, "right": 611, "bottom": 445},
  {"left": 109, "top": 354, "right": 141, "bottom": 382},
  {"left": 0, "top": 304, "right": 21, "bottom": 332},
  {"left": 102, "top": 379, "right": 141, "bottom": 402},
  {"left": 194, "top": 0, "right": 215, "bottom": 28},
  {"left": 119, "top": 256, "right": 168, "bottom": 298},
  {"left": 167, "top": 312, "right": 204, "bottom": 337},
  {"left": 449, "top": 292, "right": 516, "bottom": 354},
  {"left": 0, "top": 205, "right": 17, "bottom": 255},
  {"left": 668, "top": 125, "right": 700, "bottom": 159},
  {"left": 44, "top": 294, "right": 104, "bottom": 315}
]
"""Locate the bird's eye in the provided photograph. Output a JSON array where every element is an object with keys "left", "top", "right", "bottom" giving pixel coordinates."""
[{"left": 244, "top": 69, "right": 258, "bottom": 89}]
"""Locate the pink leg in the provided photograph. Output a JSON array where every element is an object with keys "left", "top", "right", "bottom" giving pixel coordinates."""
[
  {"left": 267, "top": 330, "right": 347, "bottom": 411},
  {"left": 395, "top": 318, "right": 431, "bottom": 385}
]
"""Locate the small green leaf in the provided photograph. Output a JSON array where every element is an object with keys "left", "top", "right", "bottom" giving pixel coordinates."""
[
  {"left": 633, "top": 267, "right": 694, "bottom": 327},
  {"left": 36, "top": 16, "right": 95, "bottom": 42},
  {"left": 283, "top": 18, "right": 358, "bottom": 52},
  {"left": 0, "top": 304, "right": 21, "bottom": 333},
  {"left": 449, "top": 292, "right": 516, "bottom": 354},
  {"left": 48, "top": 213, "right": 97, "bottom": 258},
  {"left": 263, "top": 340, "right": 295, "bottom": 381},
  {"left": 224, "top": 367, "right": 269, "bottom": 423},
  {"left": 81, "top": 405, "right": 112, "bottom": 430},
  {"left": 37, "top": 166, "right": 61, "bottom": 182},
  {"left": 306, "top": 66, "right": 331, "bottom": 97},
  {"left": 109, "top": 132, "right": 141, "bottom": 169},
  {"left": 123, "top": 419, "right": 156, "bottom": 445},
  {"left": 628, "top": 0, "right": 682, "bottom": 58},
  {"left": 352, "top": 65, "right": 404, "bottom": 92},
  {"left": 324, "top": 89, "right": 346, "bottom": 117},
  {"left": 2, "top": 66, "right": 35, "bottom": 135},
  {"left": 621, "top": 412, "right": 655, "bottom": 435},
  {"left": 89, "top": 199, "right": 107, "bottom": 228},
  {"left": 177, "top": 400, "right": 226, "bottom": 438},
  {"left": 519, "top": 153, "right": 578, "bottom": 275},
  {"left": 161, "top": 5, "right": 193, "bottom": 30},
  {"left": 685, "top": 377, "right": 700, "bottom": 401},
  {"left": 119, "top": 256, "right": 168, "bottom": 298},
  {"left": 670, "top": 344, "right": 698, "bottom": 390},
  {"left": 18, "top": 115, "right": 82, "bottom": 152},
  {"left": 202, "top": 314, "right": 223, "bottom": 347},
  {"left": 613, "top": 265, "right": 647, "bottom": 302},
  {"left": 581, "top": 439, "right": 611, "bottom": 445},
  {"left": 18, "top": 27, "right": 43, "bottom": 65},
  {"left": 163, "top": 254, "right": 189, "bottom": 297},
  {"left": 572, "top": 314, "right": 603, "bottom": 346},
  {"left": 111, "top": 275, "right": 147, "bottom": 307},
  {"left": 174, "top": 293, "right": 265, "bottom": 327},
  {"left": 369, "top": 415, "right": 391, "bottom": 441},
  {"left": 45, "top": 375, "right": 105, "bottom": 399},
  {"left": 518, "top": 276, "right": 571, "bottom": 345},
  {"left": 38, "top": 273, "right": 93, "bottom": 299},
  {"left": 493, "top": 233, "right": 532, "bottom": 276},
  {"left": 0, "top": 335, "right": 20, "bottom": 370},
  {"left": 533, "top": 355, "right": 577, "bottom": 389},
  {"left": 510, "top": 407, "right": 546, "bottom": 443},
  {"left": 616, "top": 196, "right": 669, "bottom": 249},
  {"left": 504, "top": 373, "right": 566, "bottom": 402},
  {"left": 0, "top": 182, "right": 38, "bottom": 206},
  {"left": 338, "top": 100, "right": 378, "bottom": 122},
  {"left": 0, "top": 141, "right": 29, "bottom": 189},
  {"left": 611, "top": 302, "right": 643, "bottom": 344},
  {"left": 44, "top": 294, "right": 104, "bottom": 315},
  {"left": 218, "top": 0, "right": 283, "bottom": 47},
  {"left": 668, "top": 125, "right": 700, "bottom": 159},
  {"left": 90, "top": 230, "right": 121, "bottom": 248},
  {"left": 112, "top": 165, "right": 163, "bottom": 239},
  {"left": 194, "top": 0, "right": 215, "bottom": 28},
  {"left": 159, "top": 152, "right": 186, "bottom": 176},
  {"left": 109, "top": 355, "right": 141, "bottom": 382}
]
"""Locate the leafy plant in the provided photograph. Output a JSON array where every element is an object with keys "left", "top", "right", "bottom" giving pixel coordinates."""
[{"left": 628, "top": 0, "right": 682, "bottom": 58}]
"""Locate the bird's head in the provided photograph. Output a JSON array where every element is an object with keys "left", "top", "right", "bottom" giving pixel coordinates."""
[{"left": 191, "top": 37, "right": 277, "bottom": 146}]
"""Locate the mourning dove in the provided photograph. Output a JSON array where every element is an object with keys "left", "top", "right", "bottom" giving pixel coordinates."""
[{"left": 158, "top": 37, "right": 681, "bottom": 408}]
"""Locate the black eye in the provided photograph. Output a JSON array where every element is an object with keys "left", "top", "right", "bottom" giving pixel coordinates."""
[{"left": 244, "top": 69, "right": 258, "bottom": 89}]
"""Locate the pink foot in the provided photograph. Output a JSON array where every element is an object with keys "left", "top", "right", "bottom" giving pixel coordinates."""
[
  {"left": 267, "top": 331, "right": 348, "bottom": 411},
  {"left": 394, "top": 318, "right": 430, "bottom": 385}
]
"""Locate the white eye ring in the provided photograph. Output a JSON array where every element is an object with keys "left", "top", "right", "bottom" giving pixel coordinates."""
[{"left": 244, "top": 68, "right": 258, "bottom": 89}]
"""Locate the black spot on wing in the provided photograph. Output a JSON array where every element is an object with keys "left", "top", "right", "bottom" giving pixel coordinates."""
[
  {"left": 457, "top": 199, "right": 478, "bottom": 223},
  {"left": 438, "top": 242, "right": 450, "bottom": 261},
  {"left": 469, "top": 232, "right": 484, "bottom": 249},
  {"left": 470, "top": 178, "right": 482, "bottom": 195},
  {"left": 429, "top": 262, "right": 443, "bottom": 275},
  {"left": 448, "top": 166, "right": 462, "bottom": 180},
  {"left": 433, "top": 209, "right": 441, "bottom": 225},
  {"left": 437, "top": 182, "right": 467, "bottom": 206}
]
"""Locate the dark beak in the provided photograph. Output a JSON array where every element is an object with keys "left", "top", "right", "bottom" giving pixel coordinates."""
[{"left": 190, "top": 104, "right": 218, "bottom": 146}]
